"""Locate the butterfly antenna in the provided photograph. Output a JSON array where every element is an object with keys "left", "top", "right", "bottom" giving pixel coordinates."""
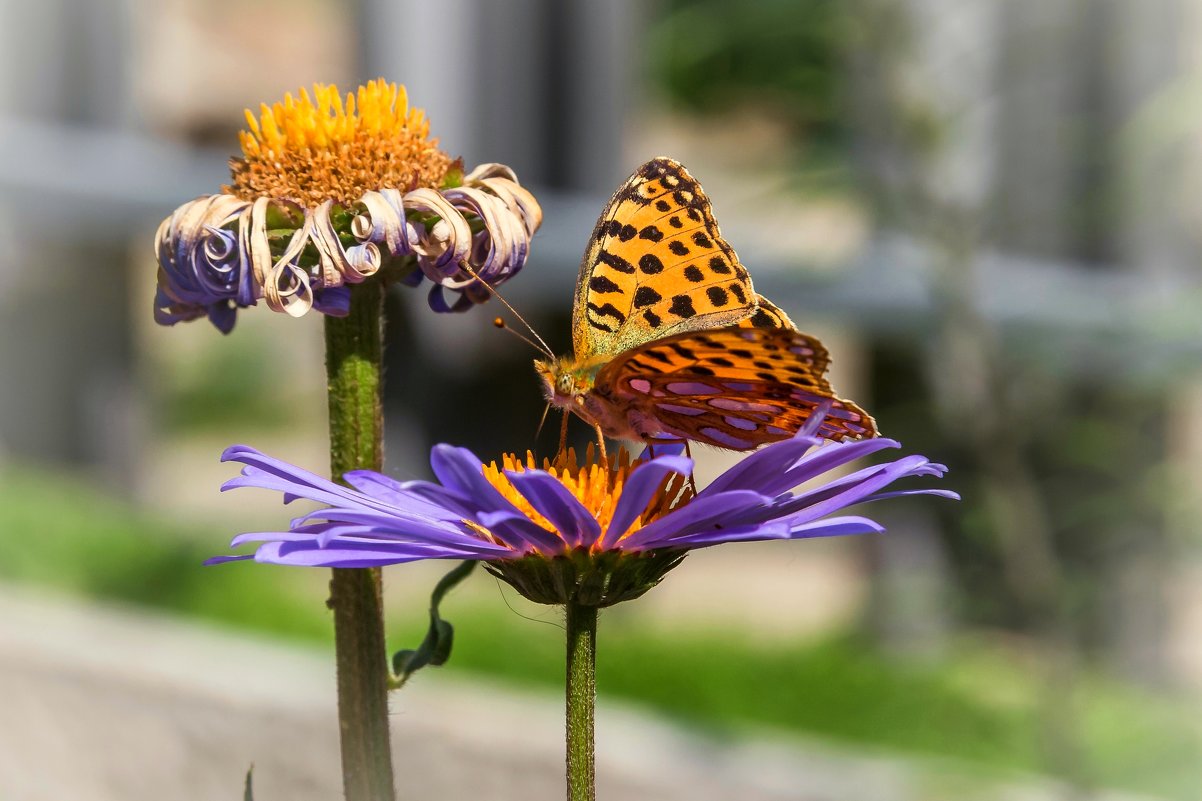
[
  {"left": 462, "top": 265, "right": 555, "bottom": 358},
  {"left": 535, "top": 402, "right": 551, "bottom": 440},
  {"left": 493, "top": 317, "right": 553, "bottom": 358}
]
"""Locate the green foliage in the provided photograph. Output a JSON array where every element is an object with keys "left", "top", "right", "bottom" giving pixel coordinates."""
[
  {"left": 0, "top": 466, "right": 329, "bottom": 641},
  {"left": 649, "top": 0, "right": 848, "bottom": 144},
  {"left": 158, "top": 338, "right": 295, "bottom": 434}
]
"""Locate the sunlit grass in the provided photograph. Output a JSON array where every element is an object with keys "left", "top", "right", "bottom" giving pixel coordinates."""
[{"left": 1, "top": 464, "right": 1198, "bottom": 798}]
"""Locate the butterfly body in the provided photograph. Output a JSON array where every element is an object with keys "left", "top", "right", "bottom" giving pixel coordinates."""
[
  {"left": 538, "top": 157, "right": 877, "bottom": 450},
  {"left": 535, "top": 355, "right": 642, "bottom": 441}
]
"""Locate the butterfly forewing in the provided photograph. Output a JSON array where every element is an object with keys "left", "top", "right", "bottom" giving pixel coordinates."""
[
  {"left": 573, "top": 158, "right": 757, "bottom": 360},
  {"left": 593, "top": 326, "right": 878, "bottom": 449},
  {"left": 739, "top": 294, "right": 797, "bottom": 331}
]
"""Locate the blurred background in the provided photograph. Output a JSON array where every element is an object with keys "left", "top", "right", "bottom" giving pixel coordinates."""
[{"left": 2, "top": 0, "right": 1202, "bottom": 798}]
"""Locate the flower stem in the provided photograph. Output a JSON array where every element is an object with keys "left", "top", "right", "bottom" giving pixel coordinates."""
[
  {"left": 324, "top": 279, "right": 395, "bottom": 801},
  {"left": 565, "top": 600, "right": 597, "bottom": 801}
]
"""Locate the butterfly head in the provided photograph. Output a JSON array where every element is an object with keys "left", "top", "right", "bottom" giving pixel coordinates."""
[{"left": 534, "top": 357, "right": 597, "bottom": 410}]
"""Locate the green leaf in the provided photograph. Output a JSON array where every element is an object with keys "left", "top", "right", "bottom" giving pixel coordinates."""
[
  {"left": 243, "top": 765, "right": 254, "bottom": 801},
  {"left": 391, "top": 561, "right": 477, "bottom": 688}
]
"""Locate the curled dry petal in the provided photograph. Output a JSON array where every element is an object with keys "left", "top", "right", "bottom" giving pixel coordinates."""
[
  {"left": 154, "top": 194, "right": 252, "bottom": 333},
  {"left": 154, "top": 163, "right": 542, "bottom": 331}
]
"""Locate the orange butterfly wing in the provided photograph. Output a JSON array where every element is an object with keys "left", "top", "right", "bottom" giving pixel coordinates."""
[
  {"left": 572, "top": 157, "right": 756, "bottom": 360},
  {"left": 592, "top": 326, "right": 878, "bottom": 449}
]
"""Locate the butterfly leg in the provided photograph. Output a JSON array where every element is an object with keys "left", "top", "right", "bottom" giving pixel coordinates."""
[
  {"left": 645, "top": 435, "right": 700, "bottom": 497},
  {"left": 683, "top": 440, "right": 699, "bottom": 497},
  {"left": 558, "top": 409, "right": 570, "bottom": 453},
  {"left": 593, "top": 423, "right": 608, "bottom": 462}
]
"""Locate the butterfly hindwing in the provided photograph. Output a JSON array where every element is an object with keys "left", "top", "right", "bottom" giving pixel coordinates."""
[
  {"left": 593, "top": 326, "right": 878, "bottom": 449},
  {"left": 573, "top": 158, "right": 756, "bottom": 360}
]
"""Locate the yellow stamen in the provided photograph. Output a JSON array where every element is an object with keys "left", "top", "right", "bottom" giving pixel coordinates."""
[
  {"left": 480, "top": 446, "right": 693, "bottom": 553},
  {"left": 226, "top": 79, "right": 457, "bottom": 207}
]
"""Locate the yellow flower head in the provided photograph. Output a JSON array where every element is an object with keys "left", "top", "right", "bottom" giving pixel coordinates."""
[
  {"left": 227, "top": 79, "right": 456, "bottom": 207},
  {"left": 481, "top": 447, "right": 693, "bottom": 553}
]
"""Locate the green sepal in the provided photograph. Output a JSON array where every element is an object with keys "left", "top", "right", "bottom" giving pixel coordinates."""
[
  {"left": 390, "top": 560, "right": 478, "bottom": 688},
  {"left": 441, "top": 164, "right": 465, "bottom": 189},
  {"left": 486, "top": 547, "right": 687, "bottom": 607}
]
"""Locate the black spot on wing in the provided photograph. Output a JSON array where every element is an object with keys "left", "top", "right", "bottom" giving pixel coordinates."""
[
  {"left": 691, "top": 366, "right": 716, "bottom": 377},
  {"left": 643, "top": 346, "right": 672, "bottom": 364},
  {"left": 693, "top": 232, "right": 712, "bottom": 248},
  {"left": 683, "top": 265, "right": 704, "bottom": 282},
  {"left": 638, "top": 254, "right": 665, "bottom": 274},
  {"left": 587, "top": 302, "right": 627, "bottom": 325},
  {"left": 706, "top": 286, "right": 729, "bottom": 307},
  {"left": 668, "top": 216, "right": 682, "bottom": 229},
  {"left": 588, "top": 275, "right": 621, "bottom": 294},
  {"left": 667, "top": 341, "right": 696, "bottom": 359},
  {"left": 708, "top": 256, "right": 732, "bottom": 275},
  {"left": 749, "top": 309, "right": 776, "bottom": 328},
  {"left": 729, "top": 283, "right": 746, "bottom": 304},
  {"left": 668, "top": 241, "right": 690, "bottom": 257},
  {"left": 709, "top": 357, "right": 734, "bottom": 368},
  {"left": 616, "top": 185, "right": 652, "bottom": 205},
  {"left": 597, "top": 250, "right": 635, "bottom": 273},
  {"left": 669, "top": 295, "right": 697, "bottom": 318},
  {"left": 642, "top": 309, "right": 662, "bottom": 328},
  {"left": 633, "top": 286, "right": 663, "bottom": 308},
  {"left": 639, "top": 226, "right": 664, "bottom": 242},
  {"left": 655, "top": 199, "right": 671, "bottom": 212}
]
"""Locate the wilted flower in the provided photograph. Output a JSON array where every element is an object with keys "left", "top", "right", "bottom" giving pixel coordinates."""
[
  {"left": 154, "top": 80, "right": 541, "bottom": 332},
  {"left": 210, "top": 416, "right": 957, "bottom": 607}
]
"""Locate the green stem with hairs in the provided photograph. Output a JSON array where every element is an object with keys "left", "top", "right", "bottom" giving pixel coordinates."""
[
  {"left": 325, "top": 279, "right": 395, "bottom": 801},
  {"left": 565, "top": 600, "right": 597, "bottom": 801}
]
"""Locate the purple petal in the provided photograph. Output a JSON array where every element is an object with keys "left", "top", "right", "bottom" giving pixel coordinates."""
[
  {"left": 477, "top": 510, "right": 565, "bottom": 554},
  {"left": 641, "top": 441, "right": 687, "bottom": 459},
  {"left": 429, "top": 445, "right": 515, "bottom": 514},
  {"left": 222, "top": 445, "right": 396, "bottom": 513},
  {"left": 775, "top": 455, "right": 940, "bottom": 525},
  {"left": 203, "top": 554, "right": 253, "bottom": 565},
  {"left": 704, "top": 437, "right": 901, "bottom": 499},
  {"left": 503, "top": 469, "right": 602, "bottom": 548},
  {"left": 599, "top": 455, "right": 693, "bottom": 549},
  {"left": 697, "top": 435, "right": 821, "bottom": 497},
  {"left": 855, "top": 488, "right": 961, "bottom": 503},
  {"left": 342, "top": 472, "right": 469, "bottom": 520},
  {"left": 787, "top": 515, "right": 886, "bottom": 538},
  {"left": 619, "top": 490, "right": 772, "bottom": 549},
  {"left": 256, "top": 540, "right": 481, "bottom": 568},
  {"left": 634, "top": 522, "right": 792, "bottom": 550},
  {"left": 285, "top": 508, "right": 510, "bottom": 553}
]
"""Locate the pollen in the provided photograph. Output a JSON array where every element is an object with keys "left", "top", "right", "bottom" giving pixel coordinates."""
[
  {"left": 226, "top": 79, "right": 457, "bottom": 207},
  {"left": 480, "top": 446, "right": 692, "bottom": 552}
]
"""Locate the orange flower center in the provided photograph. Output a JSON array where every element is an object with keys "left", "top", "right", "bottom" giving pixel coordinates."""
[
  {"left": 480, "top": 446, "right": 692, "bottom": 552},
  {"left": 226, "top": 79, "right": 457, "bottom": 207}
]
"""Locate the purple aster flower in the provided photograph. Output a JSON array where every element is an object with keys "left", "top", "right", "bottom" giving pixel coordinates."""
[
  {"left": 153, "top": 80, "right": 541, "bottom": 333},
  {"left": 211, "top": 415, "right": 957, "bottom": 607}
]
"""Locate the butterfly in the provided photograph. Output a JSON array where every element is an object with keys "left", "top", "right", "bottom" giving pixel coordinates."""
[{"left": 533, "top": 157, "right": 877, "bottom": 451}]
